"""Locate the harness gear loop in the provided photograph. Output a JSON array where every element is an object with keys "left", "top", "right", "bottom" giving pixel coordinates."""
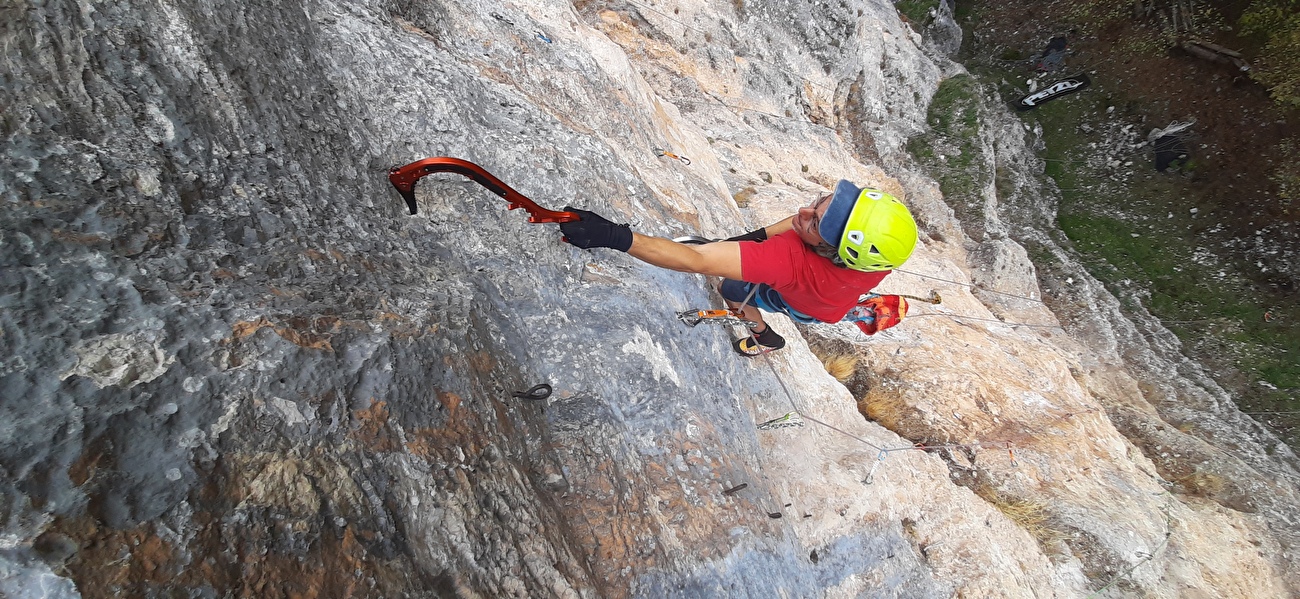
[{"left": 388, "top": 157, "right": 579, "bottom": 223}]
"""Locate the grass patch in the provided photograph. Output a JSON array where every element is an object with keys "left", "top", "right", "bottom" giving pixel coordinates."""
[
  {"left": 896, "top": 0, "right": 940, "bottom": 27},
  {"left": 1017, "top": 74, "right": 1300, "bottom": 444},
  {"left": 972, "top": 483, "right": 1068, "bottom": 549},
  {"left": 936, "top": 2, "right": 1300, "bottom": 445},
  {"left": 818, "top": 352, "right": 858, "bottom": 382},
  {"left": 858, "top": 385, "right": 922, "bottom": 439},
  {"left": 1172, "top": 470, "right": 1228, "bottom": 498},
  {"left": 908, "top": 74, "right": 990, "bottom": 236}
]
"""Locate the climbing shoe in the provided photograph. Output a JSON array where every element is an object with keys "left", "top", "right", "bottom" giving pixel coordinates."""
[{"left": 732, "top": 327, "right": 785, "bottom": 357}]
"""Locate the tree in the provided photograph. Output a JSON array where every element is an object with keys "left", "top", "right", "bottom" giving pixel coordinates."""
[{"left": 1240, "top": 0, "right": 1300, "bottom": 106}]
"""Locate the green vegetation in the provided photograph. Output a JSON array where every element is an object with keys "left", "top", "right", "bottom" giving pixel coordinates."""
[
  {"left": 943, "top": 0, "right": 1300, "bottom": 443},
  {"left": 1019, "top": 0, "right": 1300, "bottom": 247},
  {"left": 1061, "top": 0, "right": 1228, "bottom": 58},
  {"left": 907, "top": 74, "right": 989, "bottom": 234},
  {"left": 1045, "top": 0, "right": 1298, "bottom": 107},
  {"left": 896, "top": 0, "right": 940, "bottom": 26},
  {"left": 1240, "top": 0, "right": 1300, "bottom": 106},
  {"left": 1272, "top": 140, "right": 1300, "bottom": 210},
  {"left": 1021, "top": 84, "right": 1300, "bottom": 441}
]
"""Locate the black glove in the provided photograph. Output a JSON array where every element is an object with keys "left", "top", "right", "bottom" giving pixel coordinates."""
[
  {"left": 725, "top": 228, "right": 768, "bottom": 242},
  {"left": 559, "top": 207, "right": 634, "bottom": 252}
]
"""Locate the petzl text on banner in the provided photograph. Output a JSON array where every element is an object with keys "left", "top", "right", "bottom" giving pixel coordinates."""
[{"left": 1014, "top": 73, "right": 1092, "bottom": 111}]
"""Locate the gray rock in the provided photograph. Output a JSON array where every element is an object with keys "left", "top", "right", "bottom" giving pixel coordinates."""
[{"left": 1, "top": 0, "right": 1296, "bottom": 597}]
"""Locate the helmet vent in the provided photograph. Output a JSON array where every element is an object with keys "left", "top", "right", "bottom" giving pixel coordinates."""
[
  {"left": 847, "top": 230, "right": 864, "bottom": 244},
  {"left": 869, "top": 245, "right": 879, "bottom": 255},
  {"left": 866, "top": 191, "right": 883, "bottom": 200}
]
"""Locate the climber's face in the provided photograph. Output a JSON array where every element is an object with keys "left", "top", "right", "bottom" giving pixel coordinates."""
[{"left": 794, "top": 193, "right": 832, "bottom": 247}]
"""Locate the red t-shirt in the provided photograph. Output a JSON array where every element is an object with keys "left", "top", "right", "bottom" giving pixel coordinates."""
[{"left": 739, "top": 230, "right": 889, "bottom": 322}]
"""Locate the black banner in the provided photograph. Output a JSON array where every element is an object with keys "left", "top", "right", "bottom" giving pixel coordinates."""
[{"left": 1014, "top": 73, "right": 1091, "bottom": 111}]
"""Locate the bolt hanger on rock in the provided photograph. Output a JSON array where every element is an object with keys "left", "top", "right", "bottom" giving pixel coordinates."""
[
  {"left": 512, "top": 384, "right": 552, "bottom": 401},
  {"left": 722, "top": 483, "right": 748, "bottom": 496},
  {"left": 388, "top": 157, "right": 579, "bottom": 223}
]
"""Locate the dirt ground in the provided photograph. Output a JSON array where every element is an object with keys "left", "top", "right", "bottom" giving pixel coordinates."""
[
  {"left": 958, "top": 0, "right": 1300, "bottom": 441},
  {"left": 963, "top": 0, "right": 1296, "bottom": 252}
]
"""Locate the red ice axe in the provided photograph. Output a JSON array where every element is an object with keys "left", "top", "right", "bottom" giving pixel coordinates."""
[{"left": 388, "top": 157, "right": 579, "bottom": 223}]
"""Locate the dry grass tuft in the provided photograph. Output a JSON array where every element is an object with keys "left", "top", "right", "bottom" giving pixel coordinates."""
[
  {"left": 732, "top": 186, "right": 757, "bottom": 207},
  {"left": 974, "top": 485, "right": 1068, "bottom": 548},
  {"left": 819, "top": 352, "right": 858, "bottom": 382},
  {"left": 1172, "top": 470, "right": 1227, "bottom": 497},
  {"left": 806, "top": 343, "right": 857, "bottom": 382},
  {"left": 857, "top": 387, "right": 920, "bottom": 437}
]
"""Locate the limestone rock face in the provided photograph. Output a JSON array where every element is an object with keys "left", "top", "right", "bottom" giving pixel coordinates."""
[{"left": 1, "top": 0, "right": 1297, "bottom": 597}]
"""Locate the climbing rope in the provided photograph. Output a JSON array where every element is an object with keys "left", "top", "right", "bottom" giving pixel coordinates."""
[
  {"left": 624, "top": 1, "right": 839, "bottom": 96},
  {"left": 669, "top": 94, "right": 837, "bottom": 133},
  {"left": 885, "top": 270, "right": 1067, "bottom": 328},
  {"left": 753, "top": 346, "right": 1018, "bottom": 485},
  {"left": 624, "top": 0, "right": 708, "bottom": 36},
  {"left": 894, "top": 268, "right": 1045, "bottom": 304},
  {"left": 1083, "top": 496, "right": 1173, "bottom": 598},
  {"left": 907, "top": 312, "right": 1064, "bottom": 330},
  {"left": 884, "top": 290, "right": 943, "bottom": 305}
]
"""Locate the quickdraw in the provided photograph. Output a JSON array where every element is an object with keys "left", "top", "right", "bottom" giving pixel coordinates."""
[
  {"left": 676, "top": 308, "right": 756, "bottom": 328},
  {"left": 757, "top": 412, "right": 804, "bottom": 430},
  {"left": 388, "top": 157, "right": 579, "bottom": 223},
  {"left": 653, "top": 147, "right": 691, "bottom": 165}
]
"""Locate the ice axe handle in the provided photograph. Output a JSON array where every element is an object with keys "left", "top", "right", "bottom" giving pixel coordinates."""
[{"left": 388, "top": 157, "right": 579, "bottom": 223}]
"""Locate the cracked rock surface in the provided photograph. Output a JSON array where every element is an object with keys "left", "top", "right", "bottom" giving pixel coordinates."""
[{"left": 2, "top": 0, "right": 1297, "bottom": 597}]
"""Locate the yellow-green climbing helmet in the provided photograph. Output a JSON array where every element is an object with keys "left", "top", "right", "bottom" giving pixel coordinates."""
[{"left": 819, "top": 180, "right": 918, "bottom": 272}]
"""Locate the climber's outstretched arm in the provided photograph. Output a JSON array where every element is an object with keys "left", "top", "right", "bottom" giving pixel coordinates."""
[{"left": 627, "top": 234, "right": 742, "bottom": 279}]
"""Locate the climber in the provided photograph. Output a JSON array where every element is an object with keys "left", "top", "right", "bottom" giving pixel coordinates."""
[{"left": 559, "top": 179, "right": 919, "bottom": 356}]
